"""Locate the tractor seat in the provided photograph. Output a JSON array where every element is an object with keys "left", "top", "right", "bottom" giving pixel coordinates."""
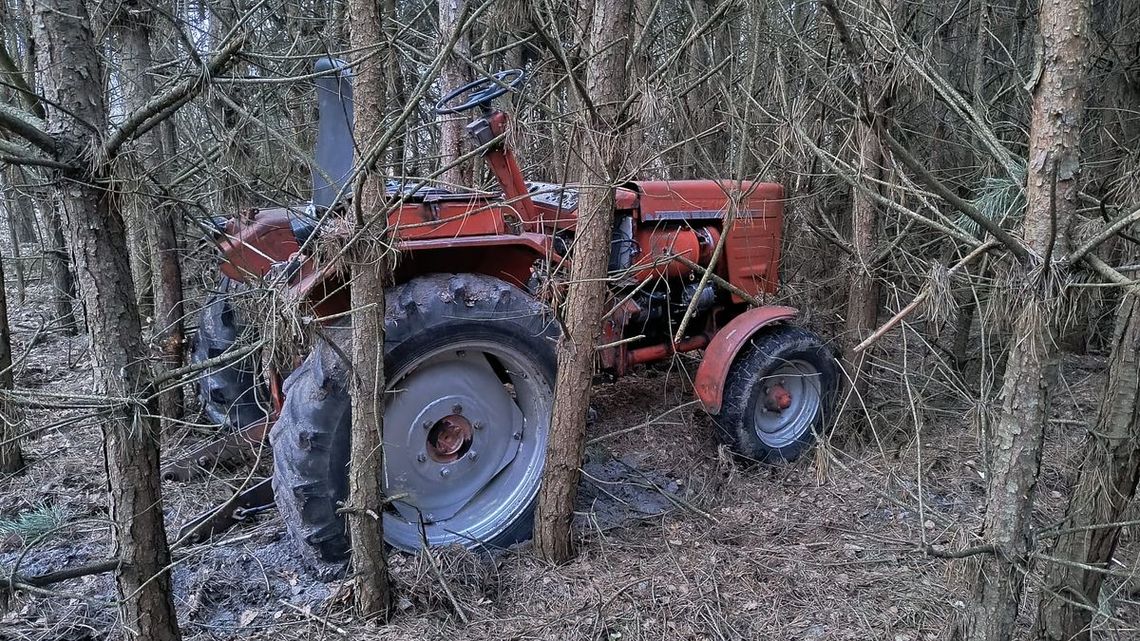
[{"left": 527, "top": 182, "right": 579, "bottom": 212}]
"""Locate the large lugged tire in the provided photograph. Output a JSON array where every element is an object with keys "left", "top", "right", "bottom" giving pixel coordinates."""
[
  {"left": 191, "top": 278, "right": 268, "bottom": 430},
  {"left": 271, "top": 274, "right": 558, "bottom": 563},
  {"left": 712, "top": 326, "right": 838, "bottom": 463}
]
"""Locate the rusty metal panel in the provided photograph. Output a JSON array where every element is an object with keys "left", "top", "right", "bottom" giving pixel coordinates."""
[{"left": 724, "top": 209, "right": 782, "bottom": 298}]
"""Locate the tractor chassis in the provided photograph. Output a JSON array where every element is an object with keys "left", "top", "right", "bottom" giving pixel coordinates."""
[
  {"left": 161, "top": 419, "right": 272, "bottom": 483},
  {"left": 175, "top": 476, "right": 274, "bottom": 545}
]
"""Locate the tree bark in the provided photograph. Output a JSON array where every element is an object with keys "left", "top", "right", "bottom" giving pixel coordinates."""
[
  {"left": 827, "top": 0, "right": 889, "bottom": 397},
  {"left": 679, "top": 0, "right": 712, "bottom": 175},
  {"left": 346, "top": 0, "right": 392, "bottom": 618},
  {"left": 438, "top": 0, "right": 472, "bottom": 188},
  {"left": 534, "top": 0, "right": 633, "bottom": 564},
  {"left": 842, "top": 118, "right": 882, "bottom": 392},
  {"left": 956, "top": 1, "right": 1090, "bottom": 639},
  {"left": 116, "top": 1, "right": 185, "bottom": 427},
  {"left": 32, "top": 0, "right": 181, "bottom": 638},
  {"left": 0, "top": 249, "right": 24, "bottom": 475}
]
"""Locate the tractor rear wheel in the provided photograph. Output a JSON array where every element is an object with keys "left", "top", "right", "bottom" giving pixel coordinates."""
[
  {"left": 191, "top": 277, "right": 268, "bottom": 430},
  {"left": 270, "top": 274, "right": 558, "bottom": 563},
  {"left": 712, "top": 326, "right": 837, "bottom": 463}
]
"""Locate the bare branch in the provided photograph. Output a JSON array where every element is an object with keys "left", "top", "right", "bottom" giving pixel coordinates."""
[
  {"left": 101, "top": 33, "right": 248, "bottom": 160},
  {"left": 0, "top": 101, "right": 56, "bottom": 156}
]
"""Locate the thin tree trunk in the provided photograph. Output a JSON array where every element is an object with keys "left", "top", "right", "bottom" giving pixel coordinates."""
[
  {"left": 0, "top": 249, "right": 24, "bottom": 475},
  {"left": 346, "top": 0, "right": 392, "bottom": 618},
  {"left": 956, "top": 1, "right": 1091, "bottom": 639},
  {"left": 1, "top": 169, "right": 28, "bottom": 304},
  {"left": 126, "top": 203, "right": 154, "bottom": 321},
  {"left": 534, "top": 0, "right": 634, "bottom": 564},
  {"left": 680, "top": 0, "right": 712, "bottom": 174},
  {"left": 44, "top": 192, "right": 78, "bottom": 334},
  {"left": 32, "top": 0, "right": 181, "bottom": 637},
  {"left": 438, "top": 0, "right": 472, "bottom": 188},
  {"left": 116, "top": 2, "right": 185, "bottom": 427},
  {"left": 824, "top": 0, "right": 889, "bottom": 397},
  {"left": 3, "top": 166, "right": 38, "bottom": 245},
  {"left": 842, "top": 119, "right": 882, "bottom": 393}
]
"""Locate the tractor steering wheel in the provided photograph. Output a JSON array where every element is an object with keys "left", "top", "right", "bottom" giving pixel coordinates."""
[{"left": 434, "top": 69, "right": 526, "bottom": 115}]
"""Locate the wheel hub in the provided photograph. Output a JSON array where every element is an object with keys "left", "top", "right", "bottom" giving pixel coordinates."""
[
  {"left": 764, "top": 384, "right": 793, "bottom": 412},
  {"left": 382, "top": 349, "right": 527, "bottom": 530},
  {"left": 752, "top": 360, "right": 823, "bottom": 448},
  {"left": 426, "top": 414, "right": 473, "bottom": 463}
]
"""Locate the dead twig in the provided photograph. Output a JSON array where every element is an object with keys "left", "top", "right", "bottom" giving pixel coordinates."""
[{"left": 853, "top": 240, "right": 998, "bottom": 353}]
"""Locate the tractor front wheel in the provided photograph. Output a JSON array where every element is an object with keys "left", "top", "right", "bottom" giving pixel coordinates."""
[
  {"left": 270, "top": 274, "right": 558, "bottom": 563},
  {"left": 191, "top": 277, "right": 268, "bottom": 430},
  {"left": 712, "top": 326, "right": 838, "bottom": 463}
]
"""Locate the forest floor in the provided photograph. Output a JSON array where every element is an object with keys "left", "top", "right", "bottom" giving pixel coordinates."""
[{"left": 0, "top": 279, "right": 1137, "bottom": 641}]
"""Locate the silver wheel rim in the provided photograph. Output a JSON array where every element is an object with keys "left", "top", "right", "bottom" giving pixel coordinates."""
[
  {"left": 751, "top": 359, "right": 822, "bottom": 449},
  {"left": 381, "top": 339, "right": 552, "bottom": 550}
]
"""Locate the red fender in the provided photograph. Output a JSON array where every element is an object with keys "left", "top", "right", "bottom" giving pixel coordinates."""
[{"left": 695, "top": 305, "right": 799, "bottom": 414}]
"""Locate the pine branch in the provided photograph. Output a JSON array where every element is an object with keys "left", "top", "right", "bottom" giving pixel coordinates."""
[
  {"left": 101, "top": 33, "right": 248, "bottom": 160},
  {"left": 0, "top": 101, "right": 56, "bottom": 157},
  {"left": 0, "top": 137, "right": 72, "bottom": 170}
]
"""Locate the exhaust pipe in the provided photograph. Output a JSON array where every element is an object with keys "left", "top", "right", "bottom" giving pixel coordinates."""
[{"left": 312, "top": 57, "right": 354, "bottom": 212}]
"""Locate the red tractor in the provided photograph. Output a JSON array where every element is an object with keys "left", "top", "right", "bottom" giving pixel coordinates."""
[{"left": 183, "top": 61, "right": 837, "bottom": 562}]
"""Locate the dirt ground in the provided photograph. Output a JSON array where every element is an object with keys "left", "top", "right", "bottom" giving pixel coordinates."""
[{"left": 0, "top": 278, "right": 1137, "bottom": 641}]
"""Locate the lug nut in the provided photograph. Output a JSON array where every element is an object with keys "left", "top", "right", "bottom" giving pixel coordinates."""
[
  {"left": 417, "top": 453, "right": 426, "bottom": 462},
  {"left": 468, "top": 450, "right": 478, "bottom": 461},
  {"left": 440, "top": 468, "right": 451, "bottom": 478},
  {"left": 473, "top": 421, "right": 484, "bottom": 430},
  {"left": 452, "top": 404, "right": 463, "bottom": 414},
  {"left": 512, "top": 431, "right": 522, "bottom": 440},
  {"left": 422, "top": 421, "right": 432, "bottom": 430}
]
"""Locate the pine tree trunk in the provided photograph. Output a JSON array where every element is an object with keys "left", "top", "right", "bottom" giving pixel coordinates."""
[
  {"left": 842, "top": 119, "right": 882, "bottom": 392},
  {"left": 346, "top": 0, "right": 392, "bottom": 618},
  {"left": 680, "top": 0, "right": 712, "bottom": 174},
  {"left": 44, "top": 193, "right": 78, "bottom": 334},
  {"left": 438, "top": 0, "right": 472, "bottom": 188},
  {"left": 1036, "top": 293, "right": 1140, "bottom": 640},
  {"left": 0, "top": 250, "right": 24, "bottom": 475},
  {"left": 534, "top": 0, "right": 634, "bottom": 564},
  {"left": 0, "top": 169, "right": 29, "bottom": 304},
  {"left": 32, "top": 0, "right": 181, "bottom": 637},
  {"left": 956, "top": 1, "right": 1090, "bottom": 639},
  {"left": 3, "top": 166, "right": 39, "bottom": 245},
  {"left": 126, "top": 205, "right": 155, "bottom": 321},
  {"left": 833, "top": 0, "right": 890, "bottom": 396},
  {"left": 117, "top": 2, "right": 185, "bottom": 427}
]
